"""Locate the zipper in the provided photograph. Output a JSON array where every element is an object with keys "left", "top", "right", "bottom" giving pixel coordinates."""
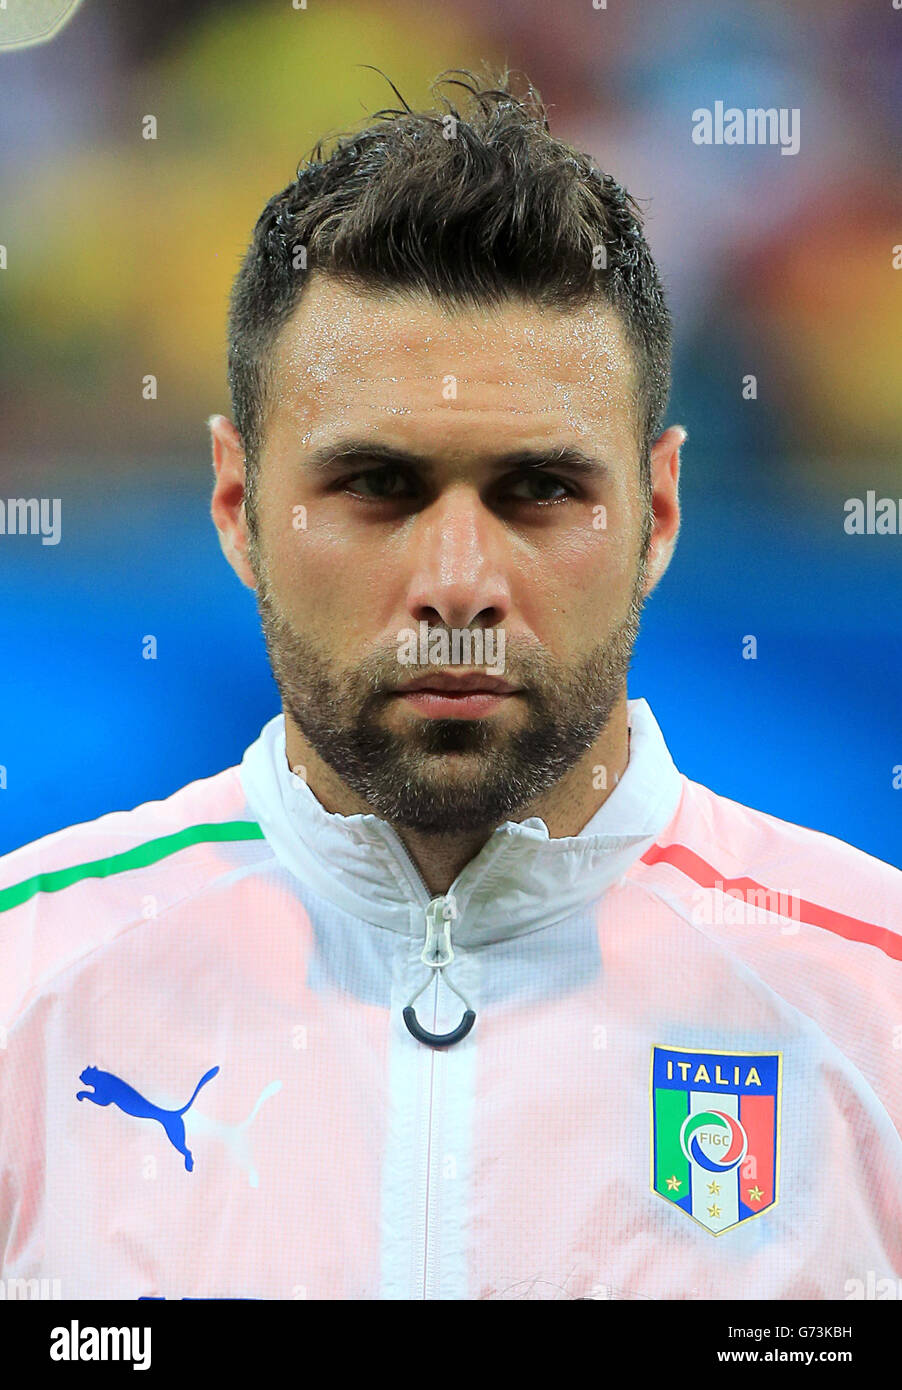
[
  {"left": 379, "top": 824, "right": 467, "bottom": 1298},
  {"left": 418, "top": 893, "right": 457, "bottom": 1301},
  {"left": 379, "top": 823, "right": 433, "bottom": 908},
  {"left": 413, "top": 956, "right": 438, "bottom": 1300}
]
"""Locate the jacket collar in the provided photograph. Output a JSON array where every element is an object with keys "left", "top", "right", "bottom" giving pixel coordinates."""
[{"left": 239, "top": 698, "right": 683, "bottom": 945}]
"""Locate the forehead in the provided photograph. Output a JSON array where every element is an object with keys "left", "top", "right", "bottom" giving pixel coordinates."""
[{"left": 266, "top": 274, "right": 639, "bottom": 456}]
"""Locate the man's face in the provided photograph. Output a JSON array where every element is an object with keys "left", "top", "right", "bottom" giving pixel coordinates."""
[{"left": 245, "top": 275, "right": 655, "bottom": 834}]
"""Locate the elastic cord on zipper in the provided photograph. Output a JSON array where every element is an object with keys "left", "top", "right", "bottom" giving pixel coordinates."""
[{"left": 402, "top": 896, "right": 476, "bottom": 1049}]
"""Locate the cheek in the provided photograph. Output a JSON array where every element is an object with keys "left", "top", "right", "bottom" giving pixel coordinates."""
[
  {"left": 583, "top": 488, "right": 646, "bottom": 602},
  {"left": 547, "top": 503, "right": 639, "bottom": 589},
  {"left": 510, "top": 529, "right": 640, "bottom": 664},
  {"left": 263, "top": 517, "right": 398, "bottom": 646}
]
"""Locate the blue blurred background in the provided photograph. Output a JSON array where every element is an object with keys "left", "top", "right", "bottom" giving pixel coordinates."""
[{"left": 0, "top": 0, "right": 899, "bottom": 866}]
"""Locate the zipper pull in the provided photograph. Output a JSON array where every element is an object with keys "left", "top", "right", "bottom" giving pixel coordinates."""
[
  {"left": 421, "top": 895, "right": 458, "bottom": 969},
  {"left": 403, "top": 893, "right": 476, "bottom": 1050}
]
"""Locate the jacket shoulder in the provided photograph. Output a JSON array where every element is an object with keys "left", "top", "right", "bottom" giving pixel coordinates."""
[
  {"left": 639, "top": 774, "right": 902, "bottom": 946},
  {"left": 0, "top": 763, "right": 270, "bottom": 1020}
]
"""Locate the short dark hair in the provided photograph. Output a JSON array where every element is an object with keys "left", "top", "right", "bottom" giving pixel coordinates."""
[{"left": 227, "top": 68, "right": 672, "bottom": 528}]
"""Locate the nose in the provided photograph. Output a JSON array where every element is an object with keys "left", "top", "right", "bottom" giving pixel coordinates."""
[{"left": 403, "top": 484, "right": 512, "bottom": 631}]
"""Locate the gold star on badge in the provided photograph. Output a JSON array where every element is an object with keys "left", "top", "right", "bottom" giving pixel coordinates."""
[
  {"left": 666, "top": 1175, "right": 682, "bottom": 1191},
  {"left": 707, "top": 1203, "right": 721, "bottom": 1219},
  {"left": 747, "top": 1185, "right": 764, "bottom": 1203},
  {"left": 707, "top": 1180, "right": 721, "bottom": 1195}
]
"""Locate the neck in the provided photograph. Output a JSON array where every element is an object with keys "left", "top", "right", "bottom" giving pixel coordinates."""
[{"left": 283, "top": 691, "right": 630, "bottom": 896}]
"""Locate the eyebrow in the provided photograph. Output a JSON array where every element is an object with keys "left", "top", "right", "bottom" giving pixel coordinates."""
[{"left": 303, "top": 439, "right": 609, "bottom": 480}]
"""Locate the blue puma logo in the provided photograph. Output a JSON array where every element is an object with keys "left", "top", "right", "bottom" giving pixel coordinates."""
[{"left": 76, "top": 1065, "right": 220, "bottom": 1172}]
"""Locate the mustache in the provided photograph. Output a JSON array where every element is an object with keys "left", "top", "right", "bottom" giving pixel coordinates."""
[
  {"left": 365, "top": 653, "right": 546, "bottom": 695},
  {"left": 255, "top": 578, "right": 624, "bottom": 708}
]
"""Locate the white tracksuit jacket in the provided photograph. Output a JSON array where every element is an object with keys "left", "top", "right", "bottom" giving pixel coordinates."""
[{"left": 1, "top": 698, "right": 900, "bottom": 1300}]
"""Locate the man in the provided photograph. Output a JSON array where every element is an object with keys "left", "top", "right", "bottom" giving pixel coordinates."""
[{"left": 1, "top": 72, "right": 900, "bottom": 1301}]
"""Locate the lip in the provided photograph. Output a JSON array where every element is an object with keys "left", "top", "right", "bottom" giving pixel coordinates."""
[
  {"left": 393, "top": 672, "right": 519, "bottom": 695},
  {"left": 390, "top": 672, "right": 521, "bottom": 720}
]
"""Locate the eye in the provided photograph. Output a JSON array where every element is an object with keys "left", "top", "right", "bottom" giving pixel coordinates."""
[
  {"left": 504, "top": 472, "right": 577, "bottom": 504},
  {"left": 341, "top": 466, "right": 417, "bottom": 500},
  {"left": 336, "top": 465, "right": 579, "bottom": 506}
]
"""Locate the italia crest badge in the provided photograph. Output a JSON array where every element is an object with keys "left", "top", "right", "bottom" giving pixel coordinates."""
[{"left": 650, "top": 1045, "right": 781, "bottom": 1235}]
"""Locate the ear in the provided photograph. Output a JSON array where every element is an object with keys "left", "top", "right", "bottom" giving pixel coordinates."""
[
  {"left": 642, "top": 424, "right": 685, "bottom": 598},
  {"left": 209, "top": 414, "right": 257, "bottom": 590}
]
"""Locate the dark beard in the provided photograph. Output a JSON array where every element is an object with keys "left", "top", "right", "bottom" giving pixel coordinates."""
[{"left": 253, "top": 563, "right": 646, "bottom": 835}]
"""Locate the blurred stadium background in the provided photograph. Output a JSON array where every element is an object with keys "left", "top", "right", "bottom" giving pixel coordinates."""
[{"left": 0, "top": 0, "right": 899, "bottom": 865}]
